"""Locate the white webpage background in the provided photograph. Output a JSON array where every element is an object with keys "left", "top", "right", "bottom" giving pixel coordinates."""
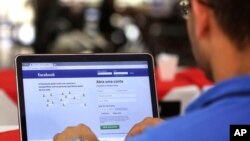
[{"left": 23, "top": 77, "right": 153, "bottom": 141}]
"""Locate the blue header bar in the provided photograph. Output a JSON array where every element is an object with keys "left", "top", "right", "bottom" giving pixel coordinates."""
[{"left": 22, "top": 69, "right": 149, "bottom": 78}]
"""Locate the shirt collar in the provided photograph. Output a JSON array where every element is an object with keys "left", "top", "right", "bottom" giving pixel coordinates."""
[{"left": 186, "top": 75, "right": 250, "bottom": 113}]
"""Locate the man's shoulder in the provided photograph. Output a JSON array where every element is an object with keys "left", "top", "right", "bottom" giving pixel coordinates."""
[{"left": 132, "top": 95, "right": 250, "bottom": 141}]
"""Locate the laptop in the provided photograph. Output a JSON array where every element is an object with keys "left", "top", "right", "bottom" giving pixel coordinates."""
[{"left": 15, "top": 54, "right": 159, "bottom": 141}]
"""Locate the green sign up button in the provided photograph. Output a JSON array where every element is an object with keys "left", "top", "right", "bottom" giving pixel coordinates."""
[{"left": 101, "top": 125, "right": 120, "bottom": 130}]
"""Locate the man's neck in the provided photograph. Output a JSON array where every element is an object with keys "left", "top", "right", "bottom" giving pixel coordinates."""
[{"left": 211, "top": 38, "right": 250, "bottom": 82}]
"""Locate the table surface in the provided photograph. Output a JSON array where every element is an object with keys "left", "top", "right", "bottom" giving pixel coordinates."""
[{"left": 0, "top": 125, "right": 19, "bottom": 132}]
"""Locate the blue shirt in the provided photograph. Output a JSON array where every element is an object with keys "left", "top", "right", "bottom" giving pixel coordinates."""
[{"left": 128, "top": 76, "right": 250, "bottom": 141}]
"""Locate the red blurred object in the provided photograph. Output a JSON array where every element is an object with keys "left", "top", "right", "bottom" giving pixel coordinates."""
[
  {"left": 0, "top": 70, "right": 19, "bottom": 140},
  {"left": 0, "top": 69, "right": 17, "bottom": 105},
  {"left": 156, "top": 67, "right": 212, "bottom": 100},
  {"left": 0, "top": 130, "right": 19, "bottom": 141}
]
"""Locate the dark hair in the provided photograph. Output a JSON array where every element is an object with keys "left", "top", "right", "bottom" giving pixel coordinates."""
[{"left": 204, "top": 0, "right": 250, "bottom": 49}]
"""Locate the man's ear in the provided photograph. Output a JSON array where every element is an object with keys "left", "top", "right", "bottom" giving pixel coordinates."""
[{"left": 192, "top": 0, "right": 211, "bottom": 38}]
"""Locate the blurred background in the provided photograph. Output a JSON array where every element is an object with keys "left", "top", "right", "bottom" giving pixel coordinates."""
[
  {"left": 0, "top": 0, "right": 196, "bottom": 69},
  {"left": 0, "top": 0, "right": 212, "bottom": 123}
]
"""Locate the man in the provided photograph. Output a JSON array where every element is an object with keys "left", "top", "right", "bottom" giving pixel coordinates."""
[{"left": 54, "top": 0, "right": 250, "bottom": 140}]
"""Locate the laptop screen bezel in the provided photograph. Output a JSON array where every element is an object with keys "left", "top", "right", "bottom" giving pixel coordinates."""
[{"left": 15, "top": 53, "right": 159, "bottom": 141}]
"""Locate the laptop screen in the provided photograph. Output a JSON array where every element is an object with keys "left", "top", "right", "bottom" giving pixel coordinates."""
[{"left": 19, "top": 59, "right": 157, "bottom": 141}]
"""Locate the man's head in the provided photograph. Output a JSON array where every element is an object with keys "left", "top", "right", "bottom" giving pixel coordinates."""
[{"left": 180, "top": 0, "right": 250, "bottom": 81}]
